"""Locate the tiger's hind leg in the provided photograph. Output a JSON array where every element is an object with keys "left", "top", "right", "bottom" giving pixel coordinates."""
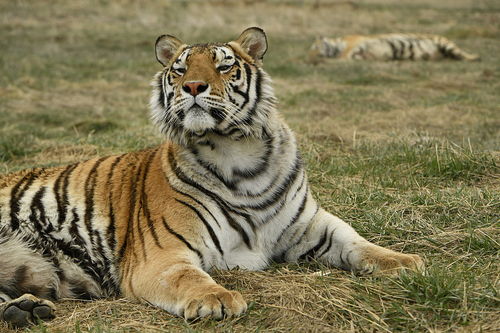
[{"left": 1, "top": 294, "right": 56, "bottom": 328}]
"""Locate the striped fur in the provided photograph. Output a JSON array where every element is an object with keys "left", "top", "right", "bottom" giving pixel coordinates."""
[
  {"left": 309, "top": 33, "right": 480, "bottom": 61},
  {"left": 0, "top": 27, "right": 422, "bottom": 326}
]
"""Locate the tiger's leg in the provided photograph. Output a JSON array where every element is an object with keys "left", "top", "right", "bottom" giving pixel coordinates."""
[
  {"left": 283, "top": 208, "right": 423, "bottom": 274},
  {"left": 124, "top": 252, "right": 247, "bottom": 320}
]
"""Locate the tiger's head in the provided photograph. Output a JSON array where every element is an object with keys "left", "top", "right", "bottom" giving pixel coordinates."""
[
  {"left": 309, "top": 36, "right": 344, "bottom": 59},
  {"left": 150, "top": 27, "right": 277, "bottom": 146}
]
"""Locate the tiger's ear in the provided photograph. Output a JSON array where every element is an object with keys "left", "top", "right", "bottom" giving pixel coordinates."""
[
  {"left": 155, "top": 35, "right": 183, "bottom": 66},
  {"left": 234, "top": 27, "right": 268, "bottom": 61}
]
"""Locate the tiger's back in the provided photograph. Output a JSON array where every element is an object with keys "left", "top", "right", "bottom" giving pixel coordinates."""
[{"left": 309, "top": 33, "right": 480, "bottom": 61}]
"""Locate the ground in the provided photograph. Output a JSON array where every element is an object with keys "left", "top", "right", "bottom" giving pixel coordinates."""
[{"left": 0, "top": 0, "right": 498, "bottom": 332}]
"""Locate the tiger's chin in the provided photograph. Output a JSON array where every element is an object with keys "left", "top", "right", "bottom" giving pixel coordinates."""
[{"left": 183, "top": 105, "right": 216, "bottom": 136}]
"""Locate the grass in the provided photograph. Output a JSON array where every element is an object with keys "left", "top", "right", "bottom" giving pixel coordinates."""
[{"left": 0, "top": 0, "right": 499, "bottom": 331}]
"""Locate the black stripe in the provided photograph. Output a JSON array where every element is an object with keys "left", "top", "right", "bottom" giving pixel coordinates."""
[
  {"left": 227, "top": 93, "right": 238, "bottom": 106},
  {"left": 9, "top": 169, "right": 44, "bottom": 230},
  {"left": 387, "top": 40, "right": 398, "bottom": 60},
  {"left": 161, "top": 217, "right": 204, "bottom": 265},
  {"left": 166, "top": 72, "right": 174, "bottom": 86},
  {"left": 244, "top": 63, "right": 252, "bottom": 92},
  {"left": 210, "top": 108, "right": 226, "bottom": 123},
  {"left": 59, "top": 164, "right": 78, "bottom": 226},
  {"left": 339, "top": 249, "right": 346, "bottom": 267},
  {"left": 220, "top": 127, "right": 242, "bottom": 137},
  {"left": 338, "top": 249, "right": 353, "bottom": 269},
  {"left": 438, "top": 42, "right": 457, "bottom": 59},
  {"left": 134, "top": 153, "right": 154, "bottom": 261},
  {"left": 53, "top": 164, "right": 78, "bottom": 227},
  {"left": 175, "top": 198, "right": 224, "bottom": 255},
  {"left": 118, "top": 159, "right": 140, "bottom": 261},
  {"left": 176, "top": 108, "right": 185, "bottom": 121},
  {"left": 28, "top": 186, "right": 51, "bottom": 233},
  {"left": 316, "top": 229, "right": 335, "bottom": 258},
  {"left": 106, "top": 155, "right": 125, "bottom": 253},
  {"left": 234, "top": 68, "right": 241, "bottom": 80},
  {"left": 276, "top": 188, "right": 309, "bottom": 244},
  {"left": 220, "top": 48, "right": 227, "bottom": 58},
  {"left": 409, "top": 42, "right": 415, "bottom": 60},
  {"left": 83, "top": 157, "right": 108, "bottom": 251},
  {"left": 240, "top": 67, "right": 262, "bottom": 126},
  {"left": 299, "top": 228, "right": 329, "bottom": 261},
  {"left": 166, "top": 91, "right": 174, "bottom": 109},
  {"left": 158, "top": 74, "right": 165, "bottom": 109},
  {"left": 291, "top": 170, "right": 306, "bottom": 201},
  {"left": 140, "top": 149, "right": 162, "bottom": 249},
  {"left": 233, "top": 63, "right": 252, "bottom": 110}
]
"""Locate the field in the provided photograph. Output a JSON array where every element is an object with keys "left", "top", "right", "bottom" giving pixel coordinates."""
[{"left": 0, "top": 0, "right": 499, "bottom": 331}]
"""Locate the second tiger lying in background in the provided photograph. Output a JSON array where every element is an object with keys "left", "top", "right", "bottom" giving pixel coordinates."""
[{"left": 309, "top": 33, "right": 480, "bottom": 62}]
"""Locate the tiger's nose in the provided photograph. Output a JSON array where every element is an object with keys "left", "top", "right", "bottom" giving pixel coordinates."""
[{"left": 182, "top": 81, "right": 209, "bottom": 96}]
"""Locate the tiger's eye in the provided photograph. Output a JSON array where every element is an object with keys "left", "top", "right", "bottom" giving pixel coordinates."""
[
  {"left": 173, "top": 67, "right": 186, "bottom": 75},
  {"left": 217, "top": 64, "right": 232, "bottom": 72}
]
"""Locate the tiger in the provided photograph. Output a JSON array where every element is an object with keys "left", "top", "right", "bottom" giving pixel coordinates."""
[
  {"left": 0, "top": 27, "right": 423, "bottom": 328},
  {"left": 308, "top": 33, "right": 480, "bottom": 62}
]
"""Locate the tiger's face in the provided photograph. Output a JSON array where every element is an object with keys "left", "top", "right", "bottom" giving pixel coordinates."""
[
  {"left": 150, "top": 27, "right": 276, "bottom": 146},
  {"left": 309, "top": 37, "right": 344, "bottom": 58}
]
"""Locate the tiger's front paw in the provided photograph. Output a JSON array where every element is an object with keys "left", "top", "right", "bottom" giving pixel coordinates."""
[
  {"left": 1, "top": 294, "right": 56, "bottom": 328},
  {"left": 354, "top": 244, "right": 424, "bottom": 275},
  {"left": 183, "top": 289, "right": 247, "bottom": 320}
]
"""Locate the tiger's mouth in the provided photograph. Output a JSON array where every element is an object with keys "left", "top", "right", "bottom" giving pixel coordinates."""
[{"left": 183, "top": 104, "right": 216, "bottom": 136}]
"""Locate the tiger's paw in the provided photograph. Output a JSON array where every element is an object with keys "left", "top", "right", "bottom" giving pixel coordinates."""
[
  {"left": 1, "top": 294, "right": 56, "bottom": 328},
  {"left": 354, "top": 244, "right": 424, "bottom": 275},
  {"left": 183, "top": 289, "right": 247, "bottom": 320}
]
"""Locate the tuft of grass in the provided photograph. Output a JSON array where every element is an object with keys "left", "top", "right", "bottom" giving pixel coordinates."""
[
  {"left": 72, "top": 119, "right": 120, "bottom": 134},
  {"left": 0, "top": 134, "right": 35, "bottom": 162}
]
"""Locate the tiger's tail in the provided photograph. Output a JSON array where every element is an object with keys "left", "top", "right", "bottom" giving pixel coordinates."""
[{"left": 434, "top": 36, "right": 480, "bottom": 61}]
